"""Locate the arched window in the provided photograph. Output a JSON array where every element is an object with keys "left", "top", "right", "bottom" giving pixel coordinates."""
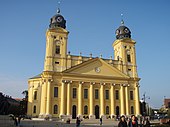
[
  {"left": 106, "top": 106, "right": 109, "bottom": 115},
  {"left": 54, "top": 105, "right": 58, "bottom": 114},
  {"left": 131, "top": 106, "right": 134, "bottom": 114},
  {"left": 84, "top": 105, "right": 88, "bottom": 114},
  {"left": 33, "top": 105, "right": 36, "bottom": 113}
]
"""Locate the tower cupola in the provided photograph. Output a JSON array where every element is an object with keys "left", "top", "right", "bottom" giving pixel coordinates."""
[
  {"left": 49, "top": 8, "right": 66, "bottom": 29},
  {"left": 115, "top": 19, "right": 131, "bottom": 39}
]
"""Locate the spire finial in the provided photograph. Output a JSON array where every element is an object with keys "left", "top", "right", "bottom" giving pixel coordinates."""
[
  {"left": 121, "top": 13, "right": 124, "bottom": 25},
  {"left": 57, "top": 1, "right": 61, "bottom": 13}
]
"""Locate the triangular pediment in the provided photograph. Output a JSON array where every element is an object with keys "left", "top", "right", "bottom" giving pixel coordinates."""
[{"left": 63, "top": 58, "right": 129, "bottom": 79}]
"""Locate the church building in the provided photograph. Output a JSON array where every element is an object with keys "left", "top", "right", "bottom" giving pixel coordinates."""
[{"left": 27, "top": 8, "right": 140, "bottom": 119}]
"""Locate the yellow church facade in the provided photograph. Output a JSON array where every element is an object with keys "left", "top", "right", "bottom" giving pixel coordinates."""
[{"left": 27, "top": 8, "right": 140, "bottom": 119}]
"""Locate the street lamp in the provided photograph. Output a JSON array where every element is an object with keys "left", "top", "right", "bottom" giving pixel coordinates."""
[{"left": 142, "top": 92, "right": 150, "bottom": 116}]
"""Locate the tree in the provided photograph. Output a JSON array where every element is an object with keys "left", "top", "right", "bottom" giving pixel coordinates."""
[{"left": 20, "top": 90, "right": 28, "bottom": 115}]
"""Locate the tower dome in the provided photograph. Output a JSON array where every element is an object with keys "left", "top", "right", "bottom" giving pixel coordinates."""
[
  {"left": 49, "top": 8, "right": 66, "bottom": 29},
  {"left": 115, "top": 20, "right": 131, "bottom": 39}
]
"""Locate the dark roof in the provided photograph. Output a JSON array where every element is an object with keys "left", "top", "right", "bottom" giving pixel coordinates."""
[{"left": 29, "top": 73, "right": 42, "bottom": 79}]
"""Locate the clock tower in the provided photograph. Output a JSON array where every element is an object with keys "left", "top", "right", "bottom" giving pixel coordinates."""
[
  {"left": 44, "top": 8, "right": 69, "bottom": 72},
  {"left": 113, "top": 20, "right": 138, "bottom": 78}
]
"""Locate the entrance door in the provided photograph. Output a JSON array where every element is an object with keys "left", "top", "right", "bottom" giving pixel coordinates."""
[
  {"left": 95, "top": 105, "right": 100, "bottom": 119},
  {"left": 72, "top": 105, "right": 77, "bottom": 119},
  {"left": 116, "top": 106, "right": 120, "bottom": 118}
]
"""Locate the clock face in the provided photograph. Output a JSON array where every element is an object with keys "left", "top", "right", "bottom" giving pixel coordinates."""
[
  {"left": 124, "top": 28, "right": 129, "bottom": 33},
  {"left": 95, "top": 67, "right": 101, "bottom": 73},
  {"left": 57, "top": 16, "right": 63, "bottom": 22},
  {"left": 116, "top": 29, "right": 120, "bottom": 35}
]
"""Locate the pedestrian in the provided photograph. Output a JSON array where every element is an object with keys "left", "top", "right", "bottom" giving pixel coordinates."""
[
  {"left": 76, "top": 117, "right": 81, "bottom": 127},
  {"left": 100, "top": 117, "right": 102, "bottom": 125},
  {"left": 118, "top": 115, "right": 127, "bottom": 127},
  {"left": 128, "top": 115, "right": 138, "bottom": 127},
  {"left": 144, "top": 118, "right": 150, "bottom": 127},
  {"left": 14, "top": 117, "right": 18, "bottom": 126}
]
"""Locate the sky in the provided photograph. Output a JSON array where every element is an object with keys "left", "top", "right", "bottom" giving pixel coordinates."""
[{"left": 0, "top": 0, "right": 170, "bottom": 109}]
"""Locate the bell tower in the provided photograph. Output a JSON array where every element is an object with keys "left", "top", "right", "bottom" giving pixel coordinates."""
[
  {"left": 112, "top": 20, "right": 138, "bottom": 78},
  {"left": 44, "top": 8, "right": 69, "bottom": 72}
]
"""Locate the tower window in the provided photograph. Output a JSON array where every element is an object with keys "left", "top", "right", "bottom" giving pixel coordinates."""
[
  {"left": 34, "top": 91, "right": 37, "bottom": 100},
  {"left": 130, "top": 91, "right": 134, "bottom": 100},
  {"left": 84, "top": 89, "right": 88, "bottom": 99},
  {"left": 95, "top": 89, "right": 99, "bottom": 99},
  {"left": 56, "top": 46, "right": 60, "bottom": 54},
  {"left": 54, "top": 87, "right": 58, "bottom": 97},
  {"left": 115, "top": 90, "right": 119, "bottom": 100},
  {"left": 127, "top": 54, "right": 131, "bottom": 62},
  {"left": 73, "top": 88, "right": 77, "bottom": 99},
  {"left": 105, "top": 90, "right": 109, "bottom": 100},
  {"left": 55, "top": 61, "right": 60, "bottom": 64},
  {"left": 33, "top": 105, "right": 36, "bottom": 113}
]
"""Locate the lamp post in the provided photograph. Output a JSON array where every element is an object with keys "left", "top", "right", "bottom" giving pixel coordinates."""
[{"left": 142, "top": 92, "right": 150, "bottom": 116}]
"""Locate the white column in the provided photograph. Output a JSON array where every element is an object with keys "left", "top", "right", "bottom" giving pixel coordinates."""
[
  {"left": 135, "top": 83, "right": 140, "bottom": 115},
  {"left": 89, "top": 83, "right": 95, "bottom": 119},
  {"left": 39, "top": 80, "right": 47, "bottom": 117},
  {"left": 100, "top": 84, "right": 104, "bottom": 117},
  {"left": 110, "top": 84, "right": 115, "bottom": 118},
  {"left": 125, "top": 85, "right": 129, "bottom": 115},
  {"left": 46, "top": 79, "right": 52, "bottom": 116},
  {"left": 66, "top": 82, "right": 71, "bottom": 115},
  {"left": 60, "top": 80, "right": 66, "bottom": 116},
  {"left": 120, "top": 84, "right": 125, "bottom": 115},
  {"left": 78, "top": 82, "right": 83, "bottom": 116}
]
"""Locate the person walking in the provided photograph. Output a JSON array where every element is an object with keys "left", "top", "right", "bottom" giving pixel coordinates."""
[
  {"left": 100, "top": 117, "right": 103, "bottom": 125},
  {"left": 76, "top": 117, "right": 81, "bottom": 127},
  {"left": 128, "top": 115, "right": 138, "bottom": 127},
  {"left": 144, "top": 118, "right": 150, "bottom": 127},
  {"left": 118, "top": 115, "right": 127, "bottom": 127}
]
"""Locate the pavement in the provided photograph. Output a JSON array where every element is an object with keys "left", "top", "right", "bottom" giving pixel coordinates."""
[{"left": 19, "top": 119, "right": 160, "bottom": 127}]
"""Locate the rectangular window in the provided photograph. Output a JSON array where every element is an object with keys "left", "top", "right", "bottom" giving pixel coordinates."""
[
  {"left": 115, "top": 90, "right": 119, "bottom": 100},
  {"left": 127, "top": 54, "right": 131, "bottom": 62},
  {"left": 105, "top": 90, "right": 109, "bottom": 99},
  {"left": 95, "top": 89, "right": 99, "bottom": 99},
  {"left": 73, "top": 88, "right": 77, "bottom": 99},
  {"left": 54, "top": 87, "right": 58, "bottom": 97},
  {"left": 130, "top": 91, "right": 134, "bottom": 100},
  {"left": 84, "top": 89, "right": 88, "bottom": 99},
  {"left": 34, "top": 91, "right": 37, "bottom": 100},
  {"left": 56, "top": 46, "right": 60, "bottom": 54}
]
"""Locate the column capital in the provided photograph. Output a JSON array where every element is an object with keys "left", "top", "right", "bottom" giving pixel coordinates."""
[
  {"left": 112, "top": 83, "right": 116, "bottom": 86},
  {"left": 100, "top": 82, "right": 106, "bottom": 85},
  {"left": 136, "top": 83, "right": 140, "bottom": 87},
  {"left": 62, "top": 80, "right": 67, "bottom": 83},
  {"left": 79, "top": 81, "right": 84, "bottom": 84},
  {"left": 91, "top": 82, "right": 95, "bottom": 85}
]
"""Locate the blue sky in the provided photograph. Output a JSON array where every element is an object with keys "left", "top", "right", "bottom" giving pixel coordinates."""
[{"left": 0, "top": 0, "right": 170, "bottom": 108}]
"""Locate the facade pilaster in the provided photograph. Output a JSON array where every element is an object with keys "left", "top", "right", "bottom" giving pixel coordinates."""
[
  {"left": 46, "top": 79, "right": 52, "bottom": 116},
  {"left": 66, "top": 81, "right": 71, "bottom": 115},
  {"left": 60, "top": 80, "right": 66, "bottom": 116},
  {"left": 78, "top": 81, "right": 83, "bottom": 116},
  {"left": 110, "top": 84, "right": 115, "bottom": 118},
  {"left": 100, "top": 84, "right": 104, "bottom": 117},
  {"left": 120, "top": 84, "right": 125, "bottom": 115},
  {"left": 135, "top": 83, "right": 140, "bottom": 115},
  {"left": 89, "top": 82, "right": 95, "bottom": 119},
  {"left": 125, "top": 85, "right": 129, "bottom": 115},
  {"left": 39, "top": 80, "right": 47, "bottom": 117}
]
